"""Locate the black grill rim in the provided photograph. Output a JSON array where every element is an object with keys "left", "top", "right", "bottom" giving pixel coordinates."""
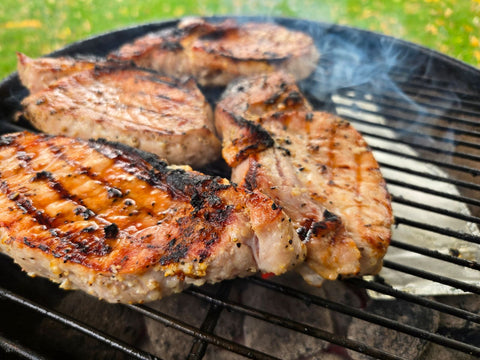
[{"left": 0, "top": 15, "right": 480, "bottom": 360}]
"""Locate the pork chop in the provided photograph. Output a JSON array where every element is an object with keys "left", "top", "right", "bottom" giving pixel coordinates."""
[
  {"left": 109, "top": 17, "right": 320, "bottom": 86},
  {"left": 215, "top": 72, "right": 393, "bottom": 281},
  {"left": 18, "top": 56, "right": 221, "bottom": 167},
  {"left": 0, "top": 132, "right": 305, "bottom": 303}
]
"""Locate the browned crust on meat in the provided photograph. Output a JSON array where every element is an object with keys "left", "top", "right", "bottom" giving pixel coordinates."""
[
  {"left": 20, "top": 61, "right": 221, "bottom": 167},
  {"left": 215, "top": 72, "right": 393, "bottom": 279},
  {"left": 0, "top": 132, "right": 231, "bottom": 275},
  {"left": 109, "top": 18, "right": 320, "bottom": 86},
  {"left": 0, "top": 132, "right": 305, "bottom": 302}
]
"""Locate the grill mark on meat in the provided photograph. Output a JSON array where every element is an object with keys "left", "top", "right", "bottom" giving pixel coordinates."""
[
  {"left": 17, "top": 139, "right": 118, "bottom": 234},
  {"left": 214, "top": 72, "right": 394, "bottom": 279},
  {"left": 134, "top": 74, "right": 189, "bottom": 91},
  {"left": 0, "top": 140, "right": 114, "bottom": 260},
  {"left": 38, "top": 75, "right": 201, "bottom": 134},
  {"left": 85, "top": 139, "right": 240, "bottom": 258},
  {"left": 232, "top": 113, "right": 274, "bottom": 148},
  {"left": 0, "top": 132, "right": 305, "bottom": 302},
  {"left": 44, "top": 138, "right": 175, "bottom": 227},
  {"left": 88, "top": 138, "right": 233, "bottom": 207},
  {"left": 244, "top": 157, "right": 261, "bottom": 192},
  {"left": 110, "top": 18, "right": 319, "bottom": 87},
  {"left": 10, "top": 134, "right": 229, "bottom": 268},
  {"left": 220, "top": 110, "right": 274, "bottom": 165},
  {"left": 327, "top": 122, "right": 336, "bottom": 187},
  {"left": 0, "top": 180, "right": 52, "bottom": 227},
  {"left": 296, "top": 211, "right": 341, "bottom": 244},
  {"left": 19, "top": 56, "right": 220, "bottom": 168}
]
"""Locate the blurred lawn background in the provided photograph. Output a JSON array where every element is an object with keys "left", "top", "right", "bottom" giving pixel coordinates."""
[{"left": 0, "top": 0, "right": 479, "bottom": 79}]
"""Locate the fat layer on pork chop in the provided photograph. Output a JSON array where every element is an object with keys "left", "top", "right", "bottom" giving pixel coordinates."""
[
  {"left": 109, "top": 17, "right": 320, "bottom": 86},
  {"left": 215, "top": 72, "right": 393, "bottom": 281},
  {"left": 0, "top": 132, "right": 305, "bottom": 303},
  {"left": 18, "top": 55, "right": 221, "bottom": 168}
]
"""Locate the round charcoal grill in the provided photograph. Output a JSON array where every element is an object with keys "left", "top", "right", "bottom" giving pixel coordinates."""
[{"left": 0, "top": 17, "right": 479, "bottom": 360}]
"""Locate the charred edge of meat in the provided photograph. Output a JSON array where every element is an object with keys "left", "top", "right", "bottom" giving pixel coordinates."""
[
  {"left": 0, "top": 180, "right": 52, "bottom": 227},
  {"left": 88, "top": 137, "right": 169, "bottom": 172},
  {"left": 90, "top": 62, "right": 184, "bottom": 87},
  {"left": 159, "top": 242, "right": 189, "bottom": 266},
  {"left": 297, "top": 211, "right": 341, "bottom": 242},
  {"left": 88, "top": 138, "right": 231, "bottom": 204},
  {"left": 283, "top": 91, "right": 304, "bottom": 106},
  {"left": 160, "top": 40, "right": 184, "bottom": 51},
  {"left": 201, "top": 47, "right": 290, "bottom": 63},
  {"left": 136, "top": 74, "right": 185, "bottom": 89},
  {"left": 323, "top": 209, "right": 340, "bottom": 223},
  {"left": 199, "top": 30, "right": 227, "bottom": 42},
  {"left": 91, "top": 61, "right": 143, "bottom": 77},
  {"left": 226, "top": 111, "right": 274, "bottom": 160}
]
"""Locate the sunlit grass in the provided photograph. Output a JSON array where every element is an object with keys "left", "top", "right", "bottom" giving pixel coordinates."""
[{"left": 0, "top": 0, "right": 479, "bottom": 78}]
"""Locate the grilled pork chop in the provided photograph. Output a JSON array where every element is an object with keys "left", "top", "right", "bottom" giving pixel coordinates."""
[
  {"left": 0, "top": 132, "right": 305, "bottom": 303},
  {"left": 18, "top": 55, "right": 221, "bottom": 168},
  {"left": 215, "top": 72, "right": 393, "bottom": 281},
  {"left": 109, "top": 17, "right": 320, "bottom": 86}
]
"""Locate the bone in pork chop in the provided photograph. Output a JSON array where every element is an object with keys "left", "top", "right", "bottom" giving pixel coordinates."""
[
  {"left": 109, "top": 17, "right": 320, "bottom": 86},
  {"left": 0, "top": 132, "right": 305, "bottom": 303},
  {"left": 18, "top": 54, "right": 220, "bottom": 168},
  {"left": 215, "top": 72, "right": 393, "bottom": 282}
]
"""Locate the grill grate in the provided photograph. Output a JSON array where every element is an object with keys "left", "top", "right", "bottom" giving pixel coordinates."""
[{"left": 0, "top": 17, "right": 480, "bottom": 360}]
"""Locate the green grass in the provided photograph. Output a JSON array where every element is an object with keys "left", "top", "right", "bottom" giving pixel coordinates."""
[{"left": 0, "top": 0, "right": 479, "bottom": 79}]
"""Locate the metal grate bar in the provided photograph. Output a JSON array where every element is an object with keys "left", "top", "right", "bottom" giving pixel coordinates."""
[
  {"left": 186, "top": 287, "right": 406, "bottom": 360},
  {"left": 398, "top": 85, "right": 480, "bottom": 113},
  {"left": 361, "top": 130, "right": 480, "bottom": 163},
  {"left": 371, "top": 146, "right": 480, "bottom": 176},
  {"left": 0, "top": 287, "right": 158, "bottom": 360},
  {"left": 389, "top": 74, "right": 479, "bottom": 100},
  {"left": 388, "top": 68, "right": 480, "bottom": 99},
  {"left": 128, "top": 303, "right": 279, "bottom": 360},
  {"left": 347, "top": 278, "right": 480, "bottom": 324},
  {"left": 379, "top": 162, "right": 480, "bottom": 192},
  {"left": 342, "top": 103, "right": 480, "bottom": 141},
  {"left": 344, "top": 114, "right": 480, "bottom": 152},
  {"left": 337, "top": 87, "right": 480, "bottom": 125},
  {"left": 382, "top": 260, "right": 480, "bottom": 295},
  {"left": 248, "top": 277, "right": 480, "bottom": 357},
  {"left": 0, "top": 334, "right": 48, "bottom": 360},
  {"left": 385, "top": 178, "right": 480, "bottom": 208},
  {"left": 391, "top": 195, "right": 480, "bottom": 223},
  {"left": 187, "top": 282, "right": 231, "bottom": 360},
  {"left": 395, "top": 217, "right": 480, "bottom": 244},
  {"left": 338, "top": 86, "right": 480, "bottom": 123},
  {"left": 389, "top": 239, "right": 480, "bottom": 271}
]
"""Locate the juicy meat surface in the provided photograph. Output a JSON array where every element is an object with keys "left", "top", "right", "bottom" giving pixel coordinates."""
[
  {"left": 0, "top": 132, "right": 305, "bottom": 303},
  {"left": 215, "top": 72, "right": 393, "bottom": 280},
  {"left": 19, "top": 55, "right": 221, "bottom": 168},
  {"left": 109, "top": 17, "right": 320, "bottom": 86}
]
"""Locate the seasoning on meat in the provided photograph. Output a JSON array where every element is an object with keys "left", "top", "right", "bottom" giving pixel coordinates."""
[
  {"left": 0, "top": 132, "right": 305, "bottom": 303},
  {"left": 17, "top": 54, "right": 221, "bottom": 168},
  {"left": 215, "top": 72, "right": 393, "bottom": 282},
  {"left": 109, "top": 17, "right": 320, "bottom": 86}
]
